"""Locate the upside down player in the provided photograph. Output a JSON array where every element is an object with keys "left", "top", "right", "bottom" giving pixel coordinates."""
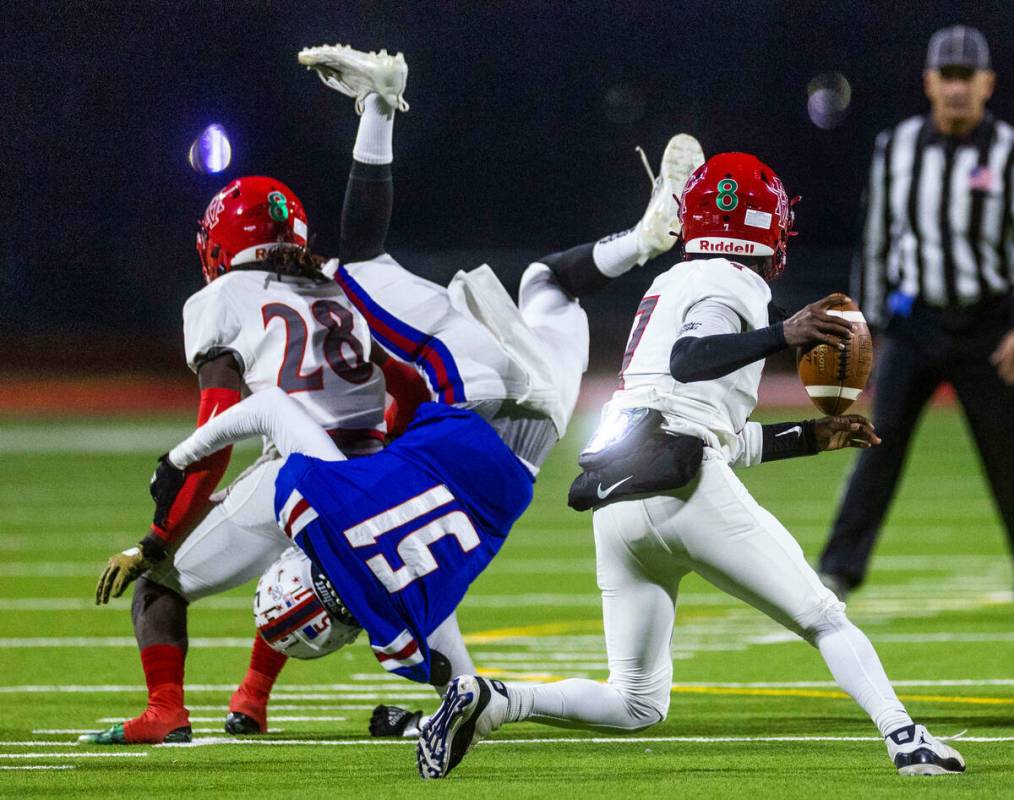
[
  {"left": 417, "top": 154, "right": 967, "bottom": 778},
  {"left": 84, "top": 42, "right": 706, "bottom": 743},
  {"left": 226, "top": 43, "right": 705, "bottom": 736}
]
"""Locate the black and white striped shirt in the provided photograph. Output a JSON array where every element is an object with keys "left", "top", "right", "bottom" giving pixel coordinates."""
[{"left": 857, "top": 112, "right": 1014, "bottom": 327}]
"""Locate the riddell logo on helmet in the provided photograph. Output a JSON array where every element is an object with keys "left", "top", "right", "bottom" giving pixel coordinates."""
[{"left": 698, "top": 240, "right": 757, "bottom": 254}]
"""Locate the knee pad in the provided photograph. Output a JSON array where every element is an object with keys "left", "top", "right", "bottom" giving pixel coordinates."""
[
  {"left": 795, "top": 592, "right": 848, "bottom": 646},
  {"left": 612, "top": 681, "right": 670, "bottom": 731}
]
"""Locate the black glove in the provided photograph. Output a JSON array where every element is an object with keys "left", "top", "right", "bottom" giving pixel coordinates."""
[{"left": 150, "top": 452, "right": 186, "bottom": 529}]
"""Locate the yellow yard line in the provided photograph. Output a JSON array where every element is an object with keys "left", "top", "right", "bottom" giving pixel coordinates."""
[
  {"left": 468, "top": 621, "right": 1014, "bottom": 706},
  {"left": 475, "top": 670, "right": 1014, "bottom": 706},
  {"left": 670, "top": 685, "right": 1014, "bottom": 705},
  {"left": 463, "top": 620, "right": 602, "bottom": 644}
]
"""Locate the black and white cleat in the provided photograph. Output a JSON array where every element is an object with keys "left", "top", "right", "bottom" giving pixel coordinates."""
[
  {"left": 417, "top": 675, "right": 507, "bottom": 779},
  {"left": 886, "top": 724, "right": 966, "bottom": 776}
]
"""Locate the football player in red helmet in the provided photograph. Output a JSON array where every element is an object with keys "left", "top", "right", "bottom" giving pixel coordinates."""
[
  {"left": 417, "top": 153, "right": 965, "bottom": 779},
  {"left": 678, "top": 151, "right": 795, "bottom": 279},
  {"left": 85, "top": 173, "right": 404, "bottom": 744},
  {"left": 195, "top": 176, "right": 310, "bottom": 283}
]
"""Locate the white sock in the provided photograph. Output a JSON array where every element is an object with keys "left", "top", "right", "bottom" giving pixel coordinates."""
[
  {"left": 352, "top": 94, "right": 394, "bottom": 164},
  {"left": 592, "top": 229, "right": 641, "bottom": 277},
  {"left": 814, "top": 616, "right": 913, "bottom": 737}
]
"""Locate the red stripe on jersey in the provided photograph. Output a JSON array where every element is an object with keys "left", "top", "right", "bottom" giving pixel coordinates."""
[
  {"left": 374, "top": 638, "right": 420, "bottom": 664},
  {"left": 284, "top": 498, "right": 311, "bottom": 539}
]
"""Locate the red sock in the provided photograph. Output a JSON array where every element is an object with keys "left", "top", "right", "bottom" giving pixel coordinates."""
[
  {"left": 123, "top": 644, "right": 189, "bottom": 742},
  {"left": 229, "top": 636, "right": 287, "bottom": 731}
]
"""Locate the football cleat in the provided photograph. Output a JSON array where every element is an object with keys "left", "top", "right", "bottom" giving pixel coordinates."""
[
  {"left": 634, "top": 133, "right": 705, "bottom": 264},
  {"left": 298, "top": 43, "right": 409, "bottom": 114},
  {"left": 78, "top": 722, "right": 192, "bottom": 745},
  {"left": 225, "top": 711, "right": 263, "bottom": 736},
  {"left": 417, "top": 675, "right": 508, "bottom": 779},
  {"left": 370, "top": 704, "right": 425, "bottom": 738},
  {"left": 886, "top": 724, "right": 966, "bottom": 776}
]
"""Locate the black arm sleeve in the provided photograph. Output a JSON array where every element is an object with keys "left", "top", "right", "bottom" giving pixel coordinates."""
[
  {"left": 669, "top": 322, "right": 786, "bottom": 383},
  {"left": 339, "top": 161, "right": 393, "bottom": 264},
  {"left": 760, "top": 420, "right": 819, "bottom": 462}
]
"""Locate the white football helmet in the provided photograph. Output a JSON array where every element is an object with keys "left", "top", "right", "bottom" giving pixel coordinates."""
[{"left": 254, "top": 547, "right": 361, "bottom": 659}]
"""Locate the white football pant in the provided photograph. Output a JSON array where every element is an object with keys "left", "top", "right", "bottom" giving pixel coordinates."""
[
  {"left": 518, "top": 261, "right": 589, "bottom": 429},
  {"left": 508, "top": 454, "right": 912, "bottom": 737},
  {"left": 147, "top": 454, "right": 291, "bottom": 603}
]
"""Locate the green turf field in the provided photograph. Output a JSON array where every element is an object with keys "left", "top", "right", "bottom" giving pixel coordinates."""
[{"left": 0, "top": 407, "right": 1011, "bottom": 799}]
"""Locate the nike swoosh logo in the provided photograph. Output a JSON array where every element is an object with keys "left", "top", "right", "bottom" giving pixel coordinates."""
[
  {"left": 775, "top": 425, "right": 802, "bottom": 438},
  {"left": 597, "top": 476, "right": 634, "bottom": 499},
  {"left": 206, "top": 403, "right": 221, "bottom": 422}
]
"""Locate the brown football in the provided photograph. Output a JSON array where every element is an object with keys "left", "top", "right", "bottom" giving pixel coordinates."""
[{"left": 796, "top": 297, "right": 874, "bottom": 415}]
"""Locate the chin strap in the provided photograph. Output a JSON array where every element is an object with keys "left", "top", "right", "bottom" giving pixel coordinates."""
[{"left": 148, "top": 387, "right": 241, "bottom": 548}]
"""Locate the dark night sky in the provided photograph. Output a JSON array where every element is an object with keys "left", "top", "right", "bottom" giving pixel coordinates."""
[{"left": 4, "top": 0, "right": 1014, "bottom": 369}]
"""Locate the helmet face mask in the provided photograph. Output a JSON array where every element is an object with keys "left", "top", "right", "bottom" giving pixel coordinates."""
[
  {"left": 677, "top": 152, "right": 797, "bottom": 281},
  {"left": 254, "top": 548, "right": 361, "bottom": 660},
  {"left": 196, "top": 176, "right": 310, "bottom": 284}
]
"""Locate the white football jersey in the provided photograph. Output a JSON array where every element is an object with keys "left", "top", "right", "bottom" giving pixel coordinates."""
[
  {"left": 183, "top": 270, "right": 386, "bottom": 433},
  {"left": 324, "top": 255, "right": 530, "bottom": 405},
  {"left": 605, "top": 258, "right": 771, "bottom": 460}
]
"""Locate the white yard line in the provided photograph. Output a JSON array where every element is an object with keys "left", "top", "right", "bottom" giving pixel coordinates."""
[
  {"left": 0, "top": 765, "right": 76, "bottom": 771},
  {"left": 0, "top": 426, "right": 261, "bottom": 454},
  {"left": 5, "top": 678, "right": 1014, "bottom": 694},
  {"left": 0, "top": 637, "right": 255, "bottom": 648},
  {"left": 159, "top": 734, "right": 1014, "bottom": 748},
  {"left": 872, "top": 632, "right": 1014, "bottom": 643},
  {"left": 0, "top": 752, "right": 148, "bottom": 759},
  {"left": 0, "top": 742, "right": 80, "bottom": 747},
  {"left": 0, "top": 563, "right": 102, "bottom": 577},
  {"left": 14, "top": 623, "right": 1010, "bottom": 649},
  {"left": 30, "top": 728, "right": 288, "bottom": 735},
  {"left": 95, "top": 716, "right": 346, "bottom": 724},
  {"left": 187, "top": 704, "right": 359, "bottom": 711},
  {"left": 0, "top": 597, "right": 257, "bottom": 611}
]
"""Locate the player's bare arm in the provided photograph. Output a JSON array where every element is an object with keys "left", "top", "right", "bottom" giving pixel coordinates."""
[{"left": 95, "top": 353, "right": 244, "bottom": 605}]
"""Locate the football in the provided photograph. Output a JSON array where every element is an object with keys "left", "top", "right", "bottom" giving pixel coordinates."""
[{"left": 796, "top": 297, "right": 874, "bottom": 415}]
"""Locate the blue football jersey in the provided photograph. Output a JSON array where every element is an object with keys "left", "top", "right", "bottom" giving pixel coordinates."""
[{"left": 273, "top": 403, "right": 534, "bottom": 683}]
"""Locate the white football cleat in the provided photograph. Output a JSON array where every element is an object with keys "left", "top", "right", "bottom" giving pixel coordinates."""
[
  {"left": 417, "top": 675, "right": 508, "bottom": 779},
  {"left": 886, "top": 724, "right": 966, "bottom": 776},
  {"left": 634, "top": 133, "right": 705, "bottom": 264},
  {"left": 298, "top": 43, "right": 409, "bottom": 114}
]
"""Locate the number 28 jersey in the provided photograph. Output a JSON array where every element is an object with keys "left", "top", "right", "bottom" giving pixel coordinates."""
[
  {"left": 183, "top": 270, "right": 386, "bottom": 434},
  {"left": 275, "top": 402, "right": 534, "bottom": 683}
]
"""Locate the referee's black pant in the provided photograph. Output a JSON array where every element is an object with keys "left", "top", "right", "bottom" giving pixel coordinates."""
[{"left": 819, "top": 298, "right": 1014, "bottom": 589}]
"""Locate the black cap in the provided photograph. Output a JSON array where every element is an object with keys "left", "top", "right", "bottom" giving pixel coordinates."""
[{"left": 926, "top": 25, "right": 990, "bottom": 71}]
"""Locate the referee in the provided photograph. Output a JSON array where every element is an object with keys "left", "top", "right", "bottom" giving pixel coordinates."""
[{"left": 819, "top": 25, "right": 1014, "bottom": 599}]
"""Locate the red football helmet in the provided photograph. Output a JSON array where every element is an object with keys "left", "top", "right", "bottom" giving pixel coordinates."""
[
  {"left": 677, "top": 152, "right": 797, "bottom": 279},
  {"left": 196, "top": 176, "right": 309, "bottom": 283}
]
